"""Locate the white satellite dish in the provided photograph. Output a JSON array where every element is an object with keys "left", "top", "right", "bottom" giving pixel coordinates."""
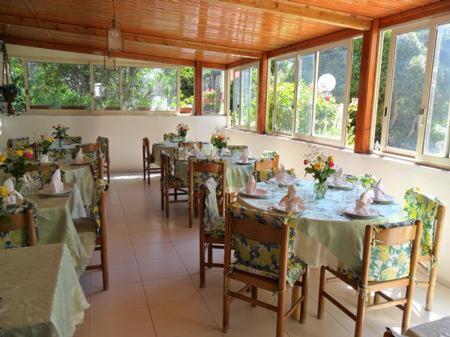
[{"left": 318, "top": 73, "right": 336, "bottom": 92}]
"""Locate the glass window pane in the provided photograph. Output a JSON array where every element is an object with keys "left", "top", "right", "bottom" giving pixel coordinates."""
[
  {"left": 28, "top": 62, "right": 90, "bottom": 109},
  {"left": 424, "top": 23, "right": 450, "bottom": 157},
  {"left": 314, "top": 46, "right": 348, "bottom": 140},
  {"left": 8, "top": 57, "right": 26, "bottom": 113},
  {"left": 232, "top": 70, "right": 240, "bottom": 126},
  {"left": 180, "top": 67, "right": 194, "bottom": 112},
  {"left": 295, "top": 53, "right": 315, "bottom": 135},
  {"left": 202, "top": 69, "right": 224, "bottom": 115},
  {"left": 249, "top": 66, "right": 258, "bottom": 129},
  {"left": 274, "top": 58, "right": 295, "bottom": 133},
  {"left": 93, "top": 66, "right": 120, "bottom": 110},
  {"left": 241, "top": 68, "right": 251, "bottom": 127},
  {"left": 387, "top": 29, "right": 429, "bottom": 151},
  {"left": 123, "top": 67, "right": 177, "bottom": 111}
]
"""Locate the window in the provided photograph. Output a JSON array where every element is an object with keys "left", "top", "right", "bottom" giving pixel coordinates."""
[
  {"left": 230, "top": 64, "right": 258, "bottom": 130},
  {"left": 28, "top": 61, "right": 90, "bottom": 109},
  {"left": 202, "top": 69, "right": 224, "bottom": 115},
  {"left": 93, "top": 65, "right": 121, "bottom": 110},
  {"left": 271, "top": 42, "right": 352, "bottom": 145},
  {"left": 375, "top": 18, "right": 450, "bottom": 167},
  {"left": 180, "top": 67, "right": 194, "bottom": 113}
]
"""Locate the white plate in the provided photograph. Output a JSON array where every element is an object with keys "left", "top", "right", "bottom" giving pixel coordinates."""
[
  {"left": 342, "top": 207, "right": 380, "bottom": 219},
  {"left": 373, "top": 196, "right": 395, "bottom": 204},
  {"left": 239, "top": 188, "right": 269, "bottom": 199},
  {"left": 39, "top": 185, "right": 72, "bottom": 197},
  {"left": 272, "top": 204, "right": 305, "bottom": 215},
  {"left": 328, "top": 183, "right": 353, "bottom": 190}
]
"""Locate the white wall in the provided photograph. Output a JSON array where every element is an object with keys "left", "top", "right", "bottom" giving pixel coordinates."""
[
  {"left": 225, "top": 128, "right": 450, "bottom": 285},
  {"left": 1, "top": 115, "right": 226, "bottom": 171}
]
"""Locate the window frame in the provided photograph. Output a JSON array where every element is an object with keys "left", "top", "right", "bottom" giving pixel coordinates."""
[
  {"left": 11, "top": 55, "right": 183, "bottom": 116},
  {"left": 270, "top": 39, "right": 354, "bottom": 147},
  {"left": 229, "top": 61, "right": 259, "bottom": 131},
  {"left": 201, "top": 67, "right": 226, "bottom": 116},
  {"left": 375, "top": 14, "right": 450, "bottom": 168}
]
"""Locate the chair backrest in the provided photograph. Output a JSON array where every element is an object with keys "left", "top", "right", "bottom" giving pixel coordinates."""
[
  {"left": 25, "top": 163, "right": 56, "bottom": 185},
  {"left": 254, "top": 154, "right": 279, "bottom": 182},
  {"left": 142, "top": 137, "right": 151, "bottom": 161},
  {"left": 199, "top": 184, "right": 225, "bottom": 238},
  {"left": 403, "top": 187, "right": 445, "bottom": 256},
  {"left": 97, "top": 136, "right": 110, "bottom": 161},
  {"left": 225, "top": 205, "right": 291, "bottom": 289},
  {"left": 360, "top": 220, "right": 422, "bottom": 284},
  {"left": 64, "top": 136, "right": 82, "bottom": 145},
  {"left": 178, "top": 141, "right": 203, "bottom": 150},
  {"left": 76, "top": 143, "right": 100, "bottom": 156},
  {"left": 92, "top": 179, "right": 107, "bottom": 234},
  {"left": 7, "top": 137, "right": 30, "bottom": 149},
  {"left": 227, "top": 145, "right": 248, "bottom": 156},
  {"left": 160, "top": 151, "right": 174, "bottom": 182},
  {"left": 0, "top": 203, "right": 37, "bottom": 248}
]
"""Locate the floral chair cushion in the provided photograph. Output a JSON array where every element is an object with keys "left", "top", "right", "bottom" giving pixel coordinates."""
[
  {"left": 0, "top": 200, "right": 38, "bottom": 249},
  {"left": 403, "top": 187, "right": 440, "bottom": 256},
  {"left": 191, "top": 158, "right": 224, "bottom": 196},
  {"left": 91, "top": 179, "right": 107, "bottom": 233},
  {"left": 262, "top": 151, "right": 278, "bottom": 159},
  {"left": 228, "top": 205, "right": 302, "bottom": 286},
  {"left": 227, "top": 145, "right": 248, "bottom": 157},
  {"left": 202, "top": 178, "right": 225, "bottom": 238},
  {"left": 231, "top": 256, "right": 306, "bottom": 287},
  {"left": 254, "top": 167, "right": 275, "bottom": 182}
]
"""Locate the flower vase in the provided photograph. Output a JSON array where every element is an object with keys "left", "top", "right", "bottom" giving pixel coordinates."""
[{"left": 313, "top": 181, "right": 328, "bottom": 200}]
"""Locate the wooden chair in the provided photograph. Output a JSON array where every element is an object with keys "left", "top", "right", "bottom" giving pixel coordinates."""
[
  {"left": 188, "top": 158, "right": 226, "bottom": 228},
  {"left": 198, "top": 184, "right": 225, "bottom": 288},
  {"left": 7, "top": 137, "right": 30, "bottom": 149},
  {"left": 160, "top": 151, "right": 188, "bottom": 218},
  {"left": 75, "top": 143, "right": 105, "bottom": 180},
  {"left": 227, "top": 145, "right": 248, "bottom": 157},
  {"left": 143, "top": 137, "right": 161, "bottom": 185},
  {"left": 223, "top": 205, "right": 308, "bottom": 337},
  {"left": 317, "top": 220, "right": 423, "bottom": 337},
  {"left": 25, "top": 162, "right": 56, "bottom": 185},
  {"left": 384, "top": 316, "right": 450, "bottom": 337},
  {"left": 178, "top": 141, "right": 203, "bottom": 150},
  {"left": 403, "top": 187, "right": 446, "bottom": 311},
  {"left": 253, "top": 153, "right": 280, "bottom": 182},
  {"left": 97, "top": 136, "right": 110, "bottom": 186},
  {"left": 0, "top": 203, "right": 37, "bottom": 248},
  {"left": 74, "top": 181, "right": 109, "bottom": 290}
]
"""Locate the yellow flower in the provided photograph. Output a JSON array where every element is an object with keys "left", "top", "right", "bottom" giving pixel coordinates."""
[
  {"left": 47, "top": 137, "right": 54, "bottom": 142},
  {"left": 15, "top": 149, "right": 24, "bottom": 157},
  {"left": 0, "top": 153, "right": 6, "bottom": 163},
  {"left": 313, "top": 162, "right": 323, "bottom": 171},
  {"left": 0, "top": 186, "right": 8, "bottom": 197}
]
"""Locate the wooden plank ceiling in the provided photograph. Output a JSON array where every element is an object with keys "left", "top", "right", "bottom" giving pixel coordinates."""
[{"left": 0, "top": 0, "right": 441, "bottom": 67}]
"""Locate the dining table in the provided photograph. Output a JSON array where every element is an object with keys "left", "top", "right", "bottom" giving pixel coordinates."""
[{"left": 0, "top": 243, "right": 89, "bottom": 337}]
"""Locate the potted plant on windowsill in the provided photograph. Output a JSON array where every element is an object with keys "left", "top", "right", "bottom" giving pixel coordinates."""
[{"left": 0, "top": 42, "right": 19, "bottom": 116}]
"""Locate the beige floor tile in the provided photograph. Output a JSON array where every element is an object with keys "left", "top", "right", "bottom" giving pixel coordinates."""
[
  {"left": 128, "top": 219, "right": 166, "bottom": 232},
  {"left": 138, "top": 256, "right": 188, "bottom": 281},
  {"left": 91, "top": 262, "right": 141, "bottom": 289},
  {"left": 143, "top": 275, "right": 201, "bottom": 307},
  {"left": 178, "top": 329, "right": 224, "bottom": 337},
  {"left": 150, "top": 299, "right": 217, "bottom": 337},
  {"left": 91, "top": 308, "right": 156, "bottom": 337},
  {"left": 133, "top": 242, "right": 178, "bottom": 261},
  {"left": 90, "top": 283, "right": 147, "bottom": 315},
  {"left": 130, "top": 230, "right": 171, "bottom": 245}
]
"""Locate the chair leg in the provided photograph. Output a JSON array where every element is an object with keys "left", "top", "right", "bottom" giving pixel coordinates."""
[
  {"left": 276, "top": 288, "right": 286, "bottom": 337},
  {"left": 223, "top": 275, "right": 230, "bottom": 333},
  {"left": 165, "top": 186, "right": 169, "bottom": 218},
  {"left": 188, "top": 194, "right": 193, "bottom": 228},
  {"left": 300, "top": 267, "right": 308, "bottom": 324},
  {"left": 354, "top": 289, "right": 367, "bottom": 337},
  {"left": 426, "top": 263, "right": 438, "bottom": 311},
  {"left": 200, "top": 242, "right": 205, "bottom": 288},
  {"left": 317, "top": 266, "right": 326, "bottom": 319},
  {"left": 174, "top": 188, "right": 178, "bottom": 201},
  {"left": 100, "top": 246, "right": 109, "bottom": 291},
  {"left": 251, "top": 286, "right": 258, "bottom": 307},
  {"left": 207, "top": 244, "right": 213, "bottom": 268},
  {"left": 402, "top": 280, "right": 416, "bottom": 333},
  {"left": 160, "top": 182, "right": 164, "bottom": 210}
]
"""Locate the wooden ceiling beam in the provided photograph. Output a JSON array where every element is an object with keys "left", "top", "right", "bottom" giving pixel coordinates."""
[
  {"left": 0, "top": 14, "right": 262, "bottom": 59},
  {"left": 214, "top": 0, "right": 372, "bottom": 30},
  {"left": 226, "top": 58, "right": 256, "bottom": 69}
]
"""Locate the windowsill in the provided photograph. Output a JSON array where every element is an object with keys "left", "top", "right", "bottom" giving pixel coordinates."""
[
  {"left": 20, "top": 110, "right": 227, "bottom": 117},
  {"left": 225, "top": 128, "right": 450, "bottom": 173}
]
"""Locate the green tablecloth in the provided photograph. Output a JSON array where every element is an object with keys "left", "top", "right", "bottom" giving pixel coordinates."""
[
  {"left": 59, "top": 162, "right": 95, "bottom": 207},
  {"left": 152, "top": 142, "right": 178, "bottom": 165},
  {"left": 28, "top": 191, "right": 95, "bottom": 275},
  {"left": 237, "top": 180, "right": 405, "bottom": 274},
  {"left": 175, "top": 157, "right": 254, "bottom": 192},
  {"left": 0, "top": 244, "right": 89, "bottom": 337}
]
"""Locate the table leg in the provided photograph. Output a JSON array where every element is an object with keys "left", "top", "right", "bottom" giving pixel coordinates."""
[{"left": 291, "top": 286, "right": 301, "bottom": 320}]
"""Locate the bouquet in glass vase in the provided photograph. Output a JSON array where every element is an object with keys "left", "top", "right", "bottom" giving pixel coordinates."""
[
  {"left": 51, "top": 124, "right": 69, "bottom": 148},
  {"left": 211, "top": 131, "right": 228, "bottom": 153},
  {"left": 176, "top": 123, "right": 189, "bottom": 140},
  {"left": 37, "top": 135, "right": 54, "bottom": 163},
  {"left": 304, "top": 153, "right": 335, "bottom": 199},
  {"left": 0, "top": 147, "right": 34, "bottom": 182}
]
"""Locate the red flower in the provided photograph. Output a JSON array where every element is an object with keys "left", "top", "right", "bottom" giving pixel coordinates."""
[
  {"left": 325, "top": 95, "right": 330, "bottom": 102},
  {"left": 304, "top": 159, "right": 309, "bottom": 165},
  {"left": 328, "top": 161, "right": 335, "bottom": 168}
]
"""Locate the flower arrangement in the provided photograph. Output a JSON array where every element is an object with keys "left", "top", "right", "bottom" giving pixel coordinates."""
[
  {"left": 203, "top": 88, "right": 218, "bottom": 105},
  {"left": 304, "top": 148, "right": 335, "bottom": 199},
  {"left": 0, "top": 148, "right": 34, "bottom": 181},
  {"left": 38, "top": 135, "right": 54, "bottom": 155},
  {"left": 211, "top": 131, "right": 228, "bottom": 150},
  {"left": 176, "top": 123, "right": 189, "bottom": 138},
  {"left": 358, "top": 174, "right": 377, "bottom": 190},
  {"left": 51, "top": 124, "right": 69, "bottom": 146}
]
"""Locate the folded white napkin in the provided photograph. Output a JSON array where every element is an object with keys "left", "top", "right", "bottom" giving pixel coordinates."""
[
  {"left": 331, "top": 166, "right": 346, "bottom": 186},
  {"left": 373, "top": 179, "right": 392, "bottom": 201},
  {"left": 246, "top": 173, "right": 256, "bottom": 194},
  {"left": 179, "top": 149, "right": 190, "bottom": 160},
  {"left": 75, "top": 148, "right": 84, "bottom": 162},
  {"left": 240, "top": 149, "right": 249, "bottom": 163},
  {"left": 355, "top": 189, "right": 374, "bottom": 215},
  {"left": 278, "top": 185, "right": 305, "bottom": 212},
  {"left": 276, "top": 164, "right": 286, "bottom": 181},
  {"left": 3, "top": 178, "right": 24, "bottom": 205},
  {"left": 40, "top": 154, "right": 50, "bottom": 163},
  {"left": 50, "top": 168, "right": 64, "bottom": 193}
]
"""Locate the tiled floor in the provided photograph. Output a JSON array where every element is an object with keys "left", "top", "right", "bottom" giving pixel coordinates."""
[{"left": 75, "top": 174, "right": 450, "bottom": 337}]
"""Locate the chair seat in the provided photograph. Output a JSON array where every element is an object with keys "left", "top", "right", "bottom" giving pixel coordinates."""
[
  {"left": 387, "top": 316, "right": 450, "bottom": 337},
  {"left": 205, "top": 216, "right": 225, "bottom": 238},
  {"left": 168, "top": 175, "right": 186, "bottom": 188},
  {"left": 231, "top": 256, "right": 307, "bottom": 287}
]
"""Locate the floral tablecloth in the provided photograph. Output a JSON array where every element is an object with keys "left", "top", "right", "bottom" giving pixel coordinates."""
[
  {"left": 237, "top": 180, "right": 405, "bottom": 273},
  {"left": 0, "top": 243, "right": 89, "bottom": 337}
]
